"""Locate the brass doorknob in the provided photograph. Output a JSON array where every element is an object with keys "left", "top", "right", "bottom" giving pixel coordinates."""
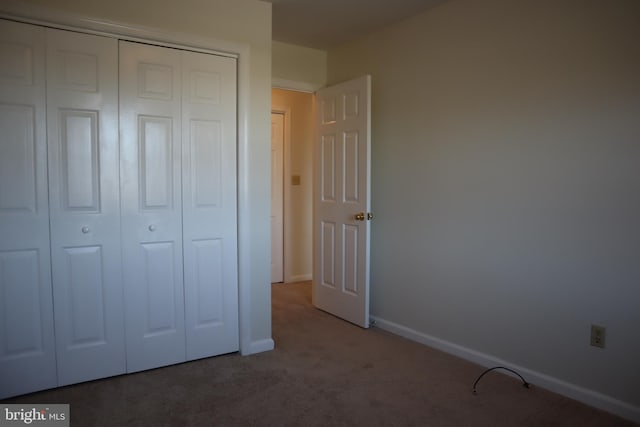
[{"left": 354, "top": 212, "right": 365, "bottom": 221}]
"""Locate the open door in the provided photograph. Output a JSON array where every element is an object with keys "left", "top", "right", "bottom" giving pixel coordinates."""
[{"left": 313, "top": 75, "right": 372, "bottom": 328}]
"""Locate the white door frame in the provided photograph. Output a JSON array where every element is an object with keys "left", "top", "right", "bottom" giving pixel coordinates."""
[
  {"left": 271, "top": 106, "right": 291, "bottom": 283},
  {"left": 0, "top": 3, "right": 264, "bottom": 356}
]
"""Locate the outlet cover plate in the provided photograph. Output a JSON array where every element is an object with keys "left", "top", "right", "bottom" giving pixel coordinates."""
[{"left": 590, "top": 324, "right": 606, "bottom": 348}]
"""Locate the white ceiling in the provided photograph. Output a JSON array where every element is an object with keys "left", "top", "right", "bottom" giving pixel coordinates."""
[{"left": 264, "top": 0, "right": 449, "bottom": 50}]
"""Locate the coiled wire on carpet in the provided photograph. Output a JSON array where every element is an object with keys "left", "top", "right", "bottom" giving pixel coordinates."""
[{"left": 472, "top": 366, "right": 530, "bottom": 394}]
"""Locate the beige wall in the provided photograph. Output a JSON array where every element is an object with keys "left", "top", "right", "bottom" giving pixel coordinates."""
[
  {"left": 3, "top": 0, "right": 274, "bottom": 352},
  {"left": 272, "top": 89, "right": 314, "bottom": 282},
  {"left": 272, "top": 41, "right": 326, "bottom": 90},
  {"left": 327, "top": 0, "right": 640, "bottom": 416},
  {"left": 12, "top": 0, "right": 271, "bottom": 46}
]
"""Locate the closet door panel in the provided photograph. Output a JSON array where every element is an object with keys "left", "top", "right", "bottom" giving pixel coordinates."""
[
  {"left": 46, "top": 28, "right": 125, "bottom": 386},
  {"left": 182, "top": 51, "right": 239, "bottom": 359},
  {"left": 0, "top": 20, "right": 57, "bottom": 399},
  {"left": 120, "top": 41, "right": 186, "bottom": 372}
]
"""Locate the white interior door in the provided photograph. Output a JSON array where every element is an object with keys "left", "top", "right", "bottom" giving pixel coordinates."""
[
  {"left": 46, "top": 27, "right": 125, "bottom": 386},
  {"left": 0, "top": 19, "right": 57, "bottom": 398},
  {"left": 313, "top": 75, "right": 372, "bottom": 328},
  {"left": 182, "top": 49, "right": 239, "bottom": 360},
  {"left": 271, "top": 112, "right": 284, "bottom": 283},
  {"left": 119, "top": 41, "right": 186, "bottom": 372}
]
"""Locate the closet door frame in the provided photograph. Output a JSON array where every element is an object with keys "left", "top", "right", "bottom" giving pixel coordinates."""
[{"left": 0, "top": 5, "right": 267, "bottom": 356}]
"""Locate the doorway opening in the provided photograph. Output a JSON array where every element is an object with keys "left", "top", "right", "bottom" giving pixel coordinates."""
[
  {"left": 271, "top": 112, "right": 284, "bottom": 283},
  {"left": 271, "top": 88, "right": 314, "bottom": 284}
]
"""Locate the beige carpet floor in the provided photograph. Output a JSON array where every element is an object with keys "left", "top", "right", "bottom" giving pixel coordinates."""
[{"left": 3, "top": 281, "right": 635, "bottom": 426}]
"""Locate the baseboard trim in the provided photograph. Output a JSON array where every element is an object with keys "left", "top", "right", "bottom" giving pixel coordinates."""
[
  {"left": 288, "top": 274, "right": 312, "bottom": 283},
  {"left": 370, "top": 316, "right": 640, "bottom": 424},
  {"left": 242, "top": 338, "right": 274, "bottom": 356}
]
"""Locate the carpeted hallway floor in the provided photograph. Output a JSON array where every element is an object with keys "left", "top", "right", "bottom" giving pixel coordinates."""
[{"left": 3, "top": 281, "right": 635, "bottom": 426}]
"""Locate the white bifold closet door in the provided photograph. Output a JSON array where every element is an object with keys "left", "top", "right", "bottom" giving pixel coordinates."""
[
  {"left": 0, "top": 20, "right": 57, "bottom": 398},
  {"left": 45, "top": 28, "right": 125, "bottom": 386},
  {"left": 119, "top": 42, "right": 185, "bottom": 372},
  {"left": 0, "top": 20, "right": 239, "bottom": 398},
  {"left": 119, "top": 41, "right": 238, "bottom": 372},
  {"left": 180, "top": 47, "right": 239, "bottom": 360}
]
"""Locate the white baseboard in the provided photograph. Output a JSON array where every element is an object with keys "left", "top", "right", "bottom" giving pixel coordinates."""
[
  {"left": 242, "top": 338, "right": 274, "bottom": 356},
  {"left": 287, "top": 274, "right": 312, "bottom": 283},
  {"left": 370, "top": 316, "right": 640, "bottom": 424}
]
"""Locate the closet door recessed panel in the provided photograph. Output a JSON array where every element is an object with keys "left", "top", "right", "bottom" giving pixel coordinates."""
[
  {"left": 59, "top": 109, "right": 99, "bottom": 211},
  {"left": 139, "top": 115, "right": 173, "bottom": 209},
  {"left": 0, "top": 104, "right": 36, "bottom": 212}
]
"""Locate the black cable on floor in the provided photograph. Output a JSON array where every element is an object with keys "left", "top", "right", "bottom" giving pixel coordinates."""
[{"left": 472, "top": 366, "right": 530, "bottom": 394}]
